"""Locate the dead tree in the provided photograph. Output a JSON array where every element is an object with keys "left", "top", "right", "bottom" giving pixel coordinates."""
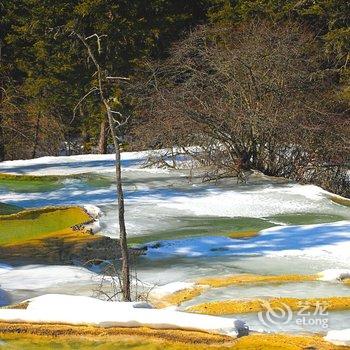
[{"left": 73, "top": 32, "right": 131, "bottom": 301}]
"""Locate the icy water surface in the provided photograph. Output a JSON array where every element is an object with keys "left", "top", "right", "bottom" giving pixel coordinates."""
[{"left": 0, "top": 152, "right": 349, "bottom": 335}]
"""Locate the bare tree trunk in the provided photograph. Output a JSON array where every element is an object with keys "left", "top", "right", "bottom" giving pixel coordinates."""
[
  {"left": 106, "top": 107, "right": 131, "bottom": 301},
  {"left": 74, "top": 31, "right": 131, "bottom": 301},
  {"left": 0, "top": 116, "right": 5, "bottom": 162},
  {"left": 98, "top": 119, "right": 108, "bottom": 154},
  {"left": 32, "top": 112, "right": 41, "bottom": 159}
]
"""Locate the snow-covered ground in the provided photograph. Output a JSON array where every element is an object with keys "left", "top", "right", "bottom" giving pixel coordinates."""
[
  {"left": 0, "top": 152, "right": 350, "bottom": 337},
  {"left": 0, "top": 294, "right": 248, "bottom": 337}
]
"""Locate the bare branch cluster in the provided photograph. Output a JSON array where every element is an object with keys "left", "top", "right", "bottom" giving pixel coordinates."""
[{"left": 131, "top": 20, "right": 349, "bottom": 196}]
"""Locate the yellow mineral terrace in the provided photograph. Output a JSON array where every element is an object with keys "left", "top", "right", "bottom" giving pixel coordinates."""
[{"left": 187, "top": 296, "right": 350, "bottom": 315}]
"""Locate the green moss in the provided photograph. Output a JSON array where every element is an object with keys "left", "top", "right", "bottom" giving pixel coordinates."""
[{"left": 0, "top": 206, "right": 92, "bottom": 246}]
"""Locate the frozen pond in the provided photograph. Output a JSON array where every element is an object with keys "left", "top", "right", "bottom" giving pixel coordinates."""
[{"left": 0, "top": 152, "right": 349, "bottom": 335}]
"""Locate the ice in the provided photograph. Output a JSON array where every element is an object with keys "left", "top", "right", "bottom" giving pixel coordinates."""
[
  {"left": 1, "top": 153, "right": 349, "bottom": 239},
  {"left": 1, "top": 151, "right": 350, "bottom": 335},
  {"left": 144, "top": 221, "right": 350, "bottom": 265},
  {"left": 182, "top": 282, "right": 350, "bottom": 309},
  {"left": 0, "top": 265, "right": 97, "bottom": 290}
]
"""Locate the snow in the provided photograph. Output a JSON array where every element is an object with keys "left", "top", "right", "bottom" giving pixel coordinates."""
[
  {"left": 325, "top": 329, "right": 350, "bottom": 346},
  {"left": 84, "top": 220, "right": 101, "bottom": 234},
  {"left": 0, "top": 153, "right": 140, "bottom": 175},
  {"left": 0, "top": 265, "right": 97, "bottom": 290},
  {"left": 0, "top": 294, "right": 248, "bottom": 337},
  {"left": 160, "top": 185, "right": 333, "bottom": 218},
  {"left": 0, "top": 264, "right": 12, "bottom": 274},
  {"left": 83, "top": 204, "right": 102, "bottom": 219},
  {"left": 318, "top": 269, "right": 350, "bottom": 282},
  {"left": 150, "top": 282, "right": 196, "bottom": 298},
  {"left": 1, "top": 152, "right": 349, "bottom": 240},
  {"left": 145, "top": 221, "right": 350, "bottom": 264},
  {"left": 0, "top": 150, "right": 174, "bottom": 176},
  {"left": 1, "top": 151, "right": 350, "bottom": 337}
]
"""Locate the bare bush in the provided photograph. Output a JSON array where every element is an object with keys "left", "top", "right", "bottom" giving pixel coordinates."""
[{"left": 131, "top": 20, "right": 349, "bottom": 196}]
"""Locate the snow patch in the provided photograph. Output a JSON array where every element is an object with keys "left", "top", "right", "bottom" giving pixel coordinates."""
[
  {"left": 0, "top": 294, "right": 248, "bottom": 337},
  {"left": 325, "top": 329, "right": 350, "bottom": 346},
  {"left": 83, "top": 204, "right": 102, "bottom": 220},
  {"left": 150, "top": 282, "right": 195, "bottom": 298},
  {"left": 0, "top": 265, "right": 97, "bottom": 290},
  {"left": 318, "top": 269, "right": 350, "bottom": 282}
]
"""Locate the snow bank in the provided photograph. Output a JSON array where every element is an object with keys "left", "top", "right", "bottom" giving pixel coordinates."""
[
  {"left": 0, "top": 153, "right": 141, "bottom": 175},
  {"left": 0, "top": 294, "right": 248, "bottom": 337},
  {"left": 0, "top": 148, "right": 187, "bottom": 176},
  {"left": 83, "top": 204, "right": 102, "bottom": 220},
  {"left": 145, "top": 221, "right": 350, "bottom": 264},
  {"left": 325, "top": 329, "right": 350, "bottom": 346},
  {"left": 81, "top": 204, "right": 102, "bottom": 233},
  {"left": 150, "top": 282, "right": 196, "bottom": 298},
  {"left": 318, "top": 269, "right": 350, "bottom": 282}
]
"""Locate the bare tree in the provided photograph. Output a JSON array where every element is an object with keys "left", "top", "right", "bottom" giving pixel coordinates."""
[
  {"left": 73, "top": 32, "right": 131, "bottom": 301},
  {"left": 132, "top": 20, "right": 349, "bottom": 196}
]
